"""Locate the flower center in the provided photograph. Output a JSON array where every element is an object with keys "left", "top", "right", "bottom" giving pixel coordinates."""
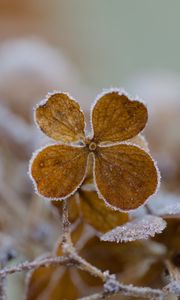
[
  {"left": 88, "top": 142, "right": 97, "bottom": 151},
  {"left": 85, "top": 138, "right": 97, "bottom": 152}
]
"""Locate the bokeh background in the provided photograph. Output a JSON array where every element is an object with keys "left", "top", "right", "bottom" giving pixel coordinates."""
[{"left": 0, "top": 1, "right": 180, "bottom": 299}]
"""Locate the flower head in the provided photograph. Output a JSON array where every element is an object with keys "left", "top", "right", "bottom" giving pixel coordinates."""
[{"left": 30, "top": 90, "right": 159, "bottom": 211}]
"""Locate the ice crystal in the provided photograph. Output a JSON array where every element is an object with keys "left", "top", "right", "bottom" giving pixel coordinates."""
[
  {"left": 148, "top": 192, "right": 180, "bottom": 216},
  {"left": 101, "top": 215, "right": 166, "bottom": 242},
  {"left": 164, "top": 280, "right": 180, "bottom": 296}
]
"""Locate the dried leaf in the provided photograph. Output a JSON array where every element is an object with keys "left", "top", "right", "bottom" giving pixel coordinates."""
[
  {"left": 30, "top": 145, "right": 88, "bottom": 199},
  {"left": 148, "top": 192, "right": 180, "bottom": 218},
  {"left": 52, "top": 189, "right": 128, "bottom": 233},
  {"left": 101, "top": 215, "right": 166, "bottom": 242},
  {"left": 135, "top": 261, "right": 164, "bottom": 288},
  {"left": 26, "top": 224, "right": 84, "bottom": 300},
  {"left": 79, "top": 235, "right": 161, "bottom": 285},
  {"left": 30, "top": 90, "right": 160, "bottom": 213},
  {"left": 79, "top": 190, "right": 128, "bottom": 233},
  {"left": 26, "top": 223, "right": 163, "bottom": 300},
  {"left": 95, "top": 144, "right": 158, "bottom": 211},
  {"left": 92, "top": 91, "right": 148, "bottom": 144},
  {"left": 156, "top": 203, "right": 180, "bottom": 218},
  {"left": 26, "top": 267, "right": 79, "bottom": 300},
  {"left": 35, "top": 93, "right": 85, "bottom": 143},
  {"left": 154, "top": 218, "right": 180, "bottom": 252}
]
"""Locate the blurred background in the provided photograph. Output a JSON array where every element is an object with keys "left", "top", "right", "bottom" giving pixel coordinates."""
[{"left": 0, "top": 1, "right": 180, "bottom": 299}]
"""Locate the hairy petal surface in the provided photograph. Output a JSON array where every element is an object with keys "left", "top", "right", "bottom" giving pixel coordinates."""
[
  {"left": 35, "top": 93, "right": 85, "bottom": 143},
  {"left": 30, "top": 145, "right": 88, "bottom": 199},
  {"left": 79, "top": 190, "right": 128, "bottom": 233},
  {"left": 92, "top": 91, "right": 148, "bottom": 144},
  {"left": 94, "top": 144, "right": 158, "bottom": 211}
]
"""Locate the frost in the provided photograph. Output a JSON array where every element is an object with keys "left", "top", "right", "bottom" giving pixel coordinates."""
[
  {"left": 104, "top": 275, "right": 120, "bottom": 293},
  {"left": 148, "top": 192, "right": 180, "bottom": 217},
  {"left": 156, "top": 203, "right": 180, "bottom": 216},
  {"left": 164, "top": 280, "right": 180, "bottom": 296},
  {"left": 131, "top": 192, "right": 180, "bottom": 219},
  {"left": 101, "top": 215, "right": 166, "bottom": 242}
]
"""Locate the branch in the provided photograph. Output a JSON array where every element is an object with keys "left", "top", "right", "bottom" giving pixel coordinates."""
[
  {"left": 62, "top": 199, "right": 71, "bottom": 240},
  {"left": 0, "top": 254, "right": 166, "bottom": 300},
  {"left": 0, "top": 256, "right": 70, "bottom": 277},
  {"left": 0, "top": 199, "right": 170, "bottom": 300},
  {"left": 59, "top": 200, "right": 165, "bottom": 299},
  {"left": 0, "top": 276, "right": 6, "bottom": 300},
  {"left": 78, "top": 278, "right": 165, "bottom": 300}
]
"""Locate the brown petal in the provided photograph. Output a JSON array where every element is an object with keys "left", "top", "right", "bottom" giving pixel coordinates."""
[
  {"left": 79, "top": 190, "right": 128, "bottom": 233},
  {"left": 154, "top": 217, "right": 180, "bottom": 252},
  {"left": 94, "top": 144, "right": 159, "bottom": 211},
  {"left": 30, "top": 145, "right": 88, "bottom": 199},
  {"left": 92, "top": 91, "right": 148, "bottom": 144},
  {"left": 35, "top": 93, "right": 85, "bottom": 143}
]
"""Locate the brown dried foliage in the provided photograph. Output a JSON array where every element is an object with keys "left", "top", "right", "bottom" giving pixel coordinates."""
[
  {"left": 52, "top": 190, "right": 128, "bottom": 233},
  {"left": 26, "top": 223, "right": 162, "bottom": 300},
  {"left": 30, "top": 91, "right": 158, "bottom": 211}
]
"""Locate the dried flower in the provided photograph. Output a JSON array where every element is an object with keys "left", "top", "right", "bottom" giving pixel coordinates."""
[{"left": 30, "top": 90, "right": 159, "bottom": 211}]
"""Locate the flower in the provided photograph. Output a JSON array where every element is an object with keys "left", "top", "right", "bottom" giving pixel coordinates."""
[{"left": 30, "top": 90, "right": 159, "bottom": 211}]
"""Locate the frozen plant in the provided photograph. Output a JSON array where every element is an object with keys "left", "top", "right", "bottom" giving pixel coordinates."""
[{"left": 0, "top": 90, "right": 180, "bottom": 300}]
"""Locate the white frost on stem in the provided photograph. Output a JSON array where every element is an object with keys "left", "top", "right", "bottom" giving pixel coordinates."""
[{"left": 0, "top": 276, "right": 6, "bottom": 300}]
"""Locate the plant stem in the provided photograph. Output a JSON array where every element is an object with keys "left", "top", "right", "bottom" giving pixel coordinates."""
[
  {"left": 0, "top": 256, "right": 70, "bottom": 277},
  {"left": 0, "top": 198, "right": 173, "bottom": 300},
  {"left": 0, "top": 276, "right": 6, "bottom": 300},
  {"left": 0, "top": 255, "right": 165, "bottom": 299}
]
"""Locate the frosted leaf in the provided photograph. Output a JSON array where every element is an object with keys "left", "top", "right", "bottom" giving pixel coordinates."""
[
  {"left": 164, "top": 280, "right": 180, "bottom": 296},
  {"left": 131, "top": 192, "right": 180, "bottom": 219},
  {"left": 148, "top": 192, "right": 180, "bottom": 217},
  {"left": 156, "top": 203, "right": 180, "bottom": 217},
  {"left": 101, "top": 215, "right": 166, "bottom": 242}
]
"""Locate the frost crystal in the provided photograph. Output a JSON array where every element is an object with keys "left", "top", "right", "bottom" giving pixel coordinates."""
[
  {"left": 104, "top": 275, "right": 119, "bottom": 293},
  {"left": 148, "top": 192, "right": 180, "bottom": 217},
  {"left": 101, "top": 215, "right": 166, "bottom": 242},
  {"left": 164, "top": 280, "right": 180, "bottom": 296},
  {"left": 156, "top": 203, "right": 180, "bottom": 216}
]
